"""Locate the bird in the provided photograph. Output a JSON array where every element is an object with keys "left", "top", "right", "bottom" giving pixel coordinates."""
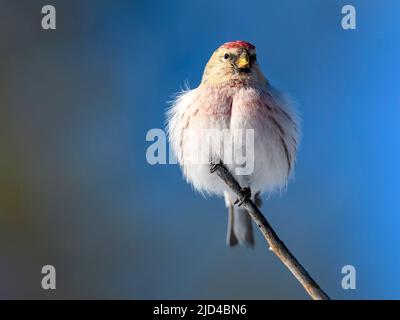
[{"left": 167, "top": 41, "right": 300, "bottom": 247}]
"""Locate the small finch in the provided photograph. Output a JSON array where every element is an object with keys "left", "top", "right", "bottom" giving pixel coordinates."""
[{"left": 167, "top": 41, "right": 300, "bottom": 247}]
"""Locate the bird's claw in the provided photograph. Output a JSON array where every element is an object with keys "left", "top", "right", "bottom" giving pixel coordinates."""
[
  {"left": 210, "top": 161, "right": 222, "bottom": 173},
  {"left": 234, "top": 187, "right": 251, "bottom": 207}
]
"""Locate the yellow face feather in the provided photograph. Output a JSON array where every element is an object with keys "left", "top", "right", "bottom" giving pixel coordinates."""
[{"left": 200, "top": 42, "right": 268, "bottom": 86}]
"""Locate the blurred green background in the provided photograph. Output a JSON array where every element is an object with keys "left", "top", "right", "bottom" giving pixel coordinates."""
[{"left": 0, "top": 0, "right": 399, "bottom": 299}]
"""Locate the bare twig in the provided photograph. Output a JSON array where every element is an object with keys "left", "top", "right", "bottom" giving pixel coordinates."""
[{"left": 210, "top": 162, "right": 330, "bottom": 300}]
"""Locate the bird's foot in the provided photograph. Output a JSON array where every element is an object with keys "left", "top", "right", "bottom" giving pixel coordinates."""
[
  {"left": 210, "top": 161, "right": 223, "bottom": 173},
  {"left": 234, "top": 187, "right": 251, "bottom": 207}
]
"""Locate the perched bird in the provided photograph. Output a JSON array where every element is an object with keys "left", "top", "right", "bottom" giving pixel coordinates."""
[{"left": 167, "top": 41, "right": 300, "bottom": 247}]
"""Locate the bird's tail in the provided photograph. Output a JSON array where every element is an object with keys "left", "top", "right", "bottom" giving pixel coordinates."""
[{"left": 225, "top": 192, "right": 261, "bottom": 247}]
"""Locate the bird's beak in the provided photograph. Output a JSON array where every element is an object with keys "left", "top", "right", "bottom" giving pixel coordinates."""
[{"left": 236, "top": 52, "right": 250, "bottom": 69}]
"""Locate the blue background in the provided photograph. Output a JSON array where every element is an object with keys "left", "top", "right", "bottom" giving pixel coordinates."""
[{"left": 0, "top": 0, "right": 399, "bottom": 299}]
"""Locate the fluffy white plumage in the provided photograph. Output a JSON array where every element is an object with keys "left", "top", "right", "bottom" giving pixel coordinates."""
[{"left": 168, "top": 85, "right": 299, "bottom": 194}]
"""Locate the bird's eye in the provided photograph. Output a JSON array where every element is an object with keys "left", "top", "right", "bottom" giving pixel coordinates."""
[{"left": 224, "top": 53, "right": 230, "bottom": 60}]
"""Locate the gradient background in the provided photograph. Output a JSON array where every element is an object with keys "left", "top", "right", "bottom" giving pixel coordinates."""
[{"left": 0, "top": 0, "right": 399, "bottom": 299}]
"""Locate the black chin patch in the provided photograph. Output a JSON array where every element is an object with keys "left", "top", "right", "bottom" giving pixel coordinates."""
[{"left": 238, "top": 68, "right": 251, "bottom": 74}]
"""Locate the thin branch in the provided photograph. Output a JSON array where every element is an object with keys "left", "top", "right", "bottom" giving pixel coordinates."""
[{"left": 210, "top": 162, "right": 330, "bottom": 300}]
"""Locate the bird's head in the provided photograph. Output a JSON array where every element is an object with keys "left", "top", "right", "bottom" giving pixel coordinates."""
[{"left": 201, "top": 41, "right": 268, "bottom": 86}]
